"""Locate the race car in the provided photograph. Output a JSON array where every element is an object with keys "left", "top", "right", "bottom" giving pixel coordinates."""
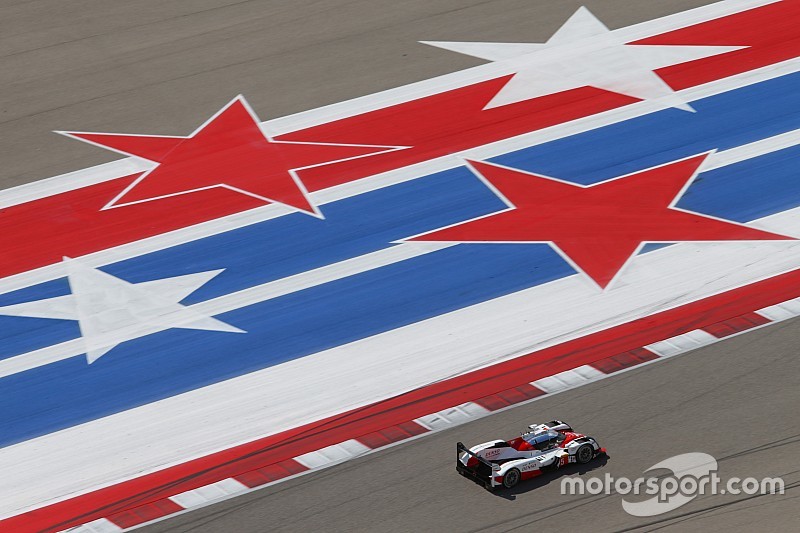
[{"left": 456, "top": 420, "right": 606, "bottom": 489}]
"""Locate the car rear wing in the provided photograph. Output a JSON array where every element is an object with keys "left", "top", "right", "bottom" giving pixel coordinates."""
[{"left": 456, "top": 442, "right": 498, "bottom": 489}]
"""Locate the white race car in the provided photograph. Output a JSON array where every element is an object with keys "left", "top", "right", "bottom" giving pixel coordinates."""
[{"left": 456, "top": 420, "right": 606, "bottom": 489}]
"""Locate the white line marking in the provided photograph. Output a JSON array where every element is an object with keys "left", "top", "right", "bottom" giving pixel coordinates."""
[
  {"left": 756, "top": 297, "right": 800, "bottom": 321},
  {"left": 61, "top": 518, "right": 123, "bottom": 533},
  {"left": 293, "top": 440, "right": 371, "bottom": 469},
  {"left": 168, "top": 478, "right": 248, "bottom": 509},
  {"left": 531, "top": 365, "right": 606, "bottom": 393},
  {"left": 702, "top": 128, "right": 800, "bottom": 171},
  {"left": 191, "top": 242, "right": 454, "bottom": 315},
  {"left": 0, "top": 159, "right": 152, "bottom": 209},
  {"left": 414, "top": 402, "right": 491, "bottom": 430},
  {"left": 645, "top": 329, "right": 718, "bottom": 357}
]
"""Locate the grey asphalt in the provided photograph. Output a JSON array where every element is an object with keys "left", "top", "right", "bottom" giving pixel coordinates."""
[
  {"left": 5, "top": 0, "right": 798, "bottom": 531},
  {"left": 145, "top": 317, "right": 800, "bottom": 533}
]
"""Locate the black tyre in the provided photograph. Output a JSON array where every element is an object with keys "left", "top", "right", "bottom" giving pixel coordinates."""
[
  {"left": 576, "top": 443, "right": 594, "bottom": 464},
  {"left": 503, "top": 468, "right": 521, "bottom": 488}
]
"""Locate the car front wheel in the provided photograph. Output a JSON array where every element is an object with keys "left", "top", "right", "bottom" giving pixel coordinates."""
[{"left": 576, "top": 444, "right": 594, "bottom": 464}]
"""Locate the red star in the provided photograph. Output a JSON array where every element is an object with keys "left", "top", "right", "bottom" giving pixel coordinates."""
[
  {"left": 60, "top": 96, "right": 401, "bottom": 217},
  {"left": 409, "top": 154, "right": 793, "bottom": 288}
]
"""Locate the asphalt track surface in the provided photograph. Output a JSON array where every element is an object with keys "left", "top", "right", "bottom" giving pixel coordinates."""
[
  {"left": 144, "top": 315, "right": 800, "bottom": 532},
  {"left": 3, "top": 0, "right": 798, "bottom": 531}
]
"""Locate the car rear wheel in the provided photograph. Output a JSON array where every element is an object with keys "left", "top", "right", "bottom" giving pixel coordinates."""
[
  {"left": 503, "top": 468, "right": 521, "bottom": 488},
  {"left": 576, "top": 443, "right": 594, "bottom": 464}
]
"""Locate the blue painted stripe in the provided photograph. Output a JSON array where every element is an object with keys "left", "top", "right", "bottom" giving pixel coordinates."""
[{"left": 677, "top": 143, "right": 800, "bottom": 222}]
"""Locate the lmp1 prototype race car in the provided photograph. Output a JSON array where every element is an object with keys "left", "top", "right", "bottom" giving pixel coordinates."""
[{"left": 457, "top": 420, "right": 606, "bottom": 490}]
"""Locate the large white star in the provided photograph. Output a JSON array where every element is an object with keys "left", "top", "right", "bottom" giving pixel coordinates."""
[
  {"left": 0, "top": 258, "right": 244, "bottom": 363},
  {"left": 421, "top": 6, "right": 745, "bottom": 111}
]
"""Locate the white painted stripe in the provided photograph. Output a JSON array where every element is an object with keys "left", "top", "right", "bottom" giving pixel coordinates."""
[
  {"left": 1, "top": 56, "right": 798, "bottom": 298},
  {"left": 638, "top": 340, "right": 676, "bottom": 357},
  {"left": 701, "top": 129, "right": 800, "bottom": 172},
  {"left": 0, "top": 159, "right": 152, "bottom": 210},
  {"left": 168, "top": 478, "right": 248, "bottom": 509},
  {"left": 531, "top": 365, "right": 606, "bottom": 394},
  {"left": 192, "top": 243, "right": 454, "bottom": 316},
  {"left": 2, "top": 126, "right": 797, "bottom": 378},
  {"left": 293, "top": 440, "right": 371, "bottom": 469},
  {"left": 645, "top": 329, "right": 719, "bottom": 357},
  {"left": 414, "top": 402, "right": 491, "bottom": 430},
  {"left": 61, "top": 518, "right": 123, "bottom": 533},
  {"left": 756, "top": 297, "right": 800, "bottom": 321}
]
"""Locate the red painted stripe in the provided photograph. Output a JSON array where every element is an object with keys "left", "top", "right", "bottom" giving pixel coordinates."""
[
  {"left": 473, "top": 384, "right": 546, "bottom": 411},
  {"left": 8, "top": 267, "right": 800, "bottom": 533},
  {"left": 0, "top": 176, "right": 268, "bottom": 280},
  {"left": 357, "top": 421, "right": 429, "bottom": 449},
  {"left": 590, "top": 348, "right": 660, "bottom": 374},
  {"left": 633, "top": 0, "right": 800, "bottom": 91},
  {"left": 2, "top": 2, "right": 798, "bottom": 280},
  {"left": 106, "top": 498, "right": 183, "bottom": 529},
  {"left": 233, "top": 459, "right": 309, "bottom": 489},
  {"left": 701, "top": 311, "right": 771, "bottom": 338}
]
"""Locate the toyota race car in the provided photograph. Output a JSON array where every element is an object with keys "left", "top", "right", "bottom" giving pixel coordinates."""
[{"left": 456, "top": 420, "right": 606, "bottom": 489}]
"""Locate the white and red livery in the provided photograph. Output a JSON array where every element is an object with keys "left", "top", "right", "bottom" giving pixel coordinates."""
[{"left": 456, "top": 420, "right": 606, "bottom": 489}]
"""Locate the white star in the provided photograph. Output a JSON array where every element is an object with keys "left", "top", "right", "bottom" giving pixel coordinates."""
[
  {"left": 421, "top": 6, "right": 745, "bottom": 111},
  {"left": 0, "top": 258, "right": 244, "bottom": 363}
]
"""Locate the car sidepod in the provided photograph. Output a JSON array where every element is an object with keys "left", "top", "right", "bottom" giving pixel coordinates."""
[{"left": 494, "top": 449, "right": 565, "bottom": 486}]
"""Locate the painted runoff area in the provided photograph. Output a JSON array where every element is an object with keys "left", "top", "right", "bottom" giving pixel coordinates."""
[{"left": 1, "top": 0, "right": 799, "bottom": 531}]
